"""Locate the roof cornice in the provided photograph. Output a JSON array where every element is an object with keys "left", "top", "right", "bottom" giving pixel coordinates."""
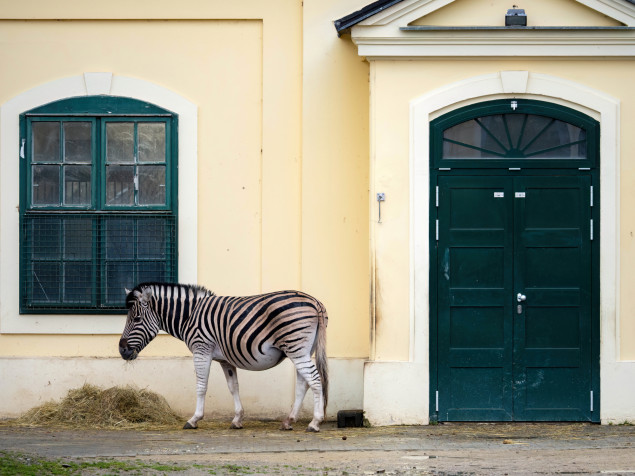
[
  {"left": 337, "top": 0, "right": 635, "bottom": 58},
  {"left": 335, "top": 0, "right": 635, "bottom": 35},
  {"left": 352, "top": 27, "right": 635, "bottom": 58}
]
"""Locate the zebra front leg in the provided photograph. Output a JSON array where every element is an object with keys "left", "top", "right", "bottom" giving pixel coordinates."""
[
  {"left": 289, "top": 357, "right": 324, "bottom": 432},
  {"left": 219, "top": 361, "right": 244, "bottom": 429},
  {"left": 281, "top": 370, "right": 309, "bottom": 431},
  {"left": 184, "top": 352, "right": 212, "bottom": 429}
]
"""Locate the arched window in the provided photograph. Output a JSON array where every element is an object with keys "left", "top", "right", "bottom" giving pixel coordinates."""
[
  {"left": 20, "top": 96, "right": 178, "bottom": 313},
  {"left": 431, "top": 100, "right": 599, "bottom": 169}
]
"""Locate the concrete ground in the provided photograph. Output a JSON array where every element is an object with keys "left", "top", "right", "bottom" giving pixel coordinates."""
[{"left": 0, "top": 420, "right": 633, "bottom": 475}]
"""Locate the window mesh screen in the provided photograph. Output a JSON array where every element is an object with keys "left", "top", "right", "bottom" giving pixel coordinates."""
[{"left": 22, "top": 213, "right": 177, "bottom": 312}]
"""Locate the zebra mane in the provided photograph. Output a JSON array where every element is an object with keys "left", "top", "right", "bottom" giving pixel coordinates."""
[{"left": 125, "top": 282, "right": 215, "bottom": 309}]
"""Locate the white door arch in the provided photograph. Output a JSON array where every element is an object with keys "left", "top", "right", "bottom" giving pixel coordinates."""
[{"left": 409, "top": 71, "right": 627, "bottom": 423}]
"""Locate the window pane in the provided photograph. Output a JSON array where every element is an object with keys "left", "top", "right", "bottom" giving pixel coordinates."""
[
  {"left": 105, "top": 261, "right": 136, "bottom": 305},
  {"left": 138, "top": 261, "right": 167, "bottom": 284},
  {"left": 105, "top": 218, "right": 134, "bottom": 260},
  {"left": 64, "top": 122, "right": 92, "bottom": 163},
  {"left": 523, "top": 120, "right": 586, "bottom": 158},
  {"left": 443, "top": 119, "right": 506, "bottom": 158},
  {"left": 475, "top": 115, "right": 510, "bottom": 150},
  {"left": 32, "top": 262, "right": 61, "bottom": 303},
  {"left": 106, "top": 123, "right": 134, "bottom": 163},
  {"left": 518, "top": 115, "right": 554, "bottom": 150},
  {"left": 138, "top": 218, "right": 167, "bottom": 259},
  {"left": 32, "top": 165, "right": 60, "bottom": 205},
  {"left": 31, "top": 218, "right": 61, "bottom": 259},
  {"left": 138, "top": 165, "right": 166, "bottom": 205},
  {"left": 138, "top": 123, "right": 166, "bottom": 162},
  {"left": 64, "top": 165, "right": 91, "bottom": 206},
  {"left": 106, "top": 166, "right": 134, "bottom": 205},
  {"left": 32, "top": 122, "right": 60, "bottom": 162},
  {"left": 64, "top": 218, "right": 93, "bottom": 260},
  {"left": 64, "top": 262, "right": 93, "bottom": 304}
]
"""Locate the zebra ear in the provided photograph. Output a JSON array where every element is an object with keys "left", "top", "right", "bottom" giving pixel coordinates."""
[
  {"left": 141, "top": 287, "right": 153, "bottom": 302},
  {"left": 125, "top": 288, "right": 131, "bottom": 295}
]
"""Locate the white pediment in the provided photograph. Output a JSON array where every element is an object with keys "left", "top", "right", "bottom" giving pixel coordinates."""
[{"left": 347, "top": 0, "right": 635, "bottom": 57}]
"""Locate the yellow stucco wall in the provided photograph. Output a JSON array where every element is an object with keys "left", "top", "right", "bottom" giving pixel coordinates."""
[
  {"left": 0, "top": 0, "right": 371, "bottom": 359},
  {"left": 370, "top": 58, "right": 635, "bottom": 361}
]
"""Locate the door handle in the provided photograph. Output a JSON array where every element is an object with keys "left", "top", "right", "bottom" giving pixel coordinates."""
[{"left": 517, "top": 293, "right": 527, "bottom": 302}]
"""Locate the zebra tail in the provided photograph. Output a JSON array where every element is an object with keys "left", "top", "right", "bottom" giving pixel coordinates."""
[{"left": 316, "top": 302, "right": 329, "bottom": 413}]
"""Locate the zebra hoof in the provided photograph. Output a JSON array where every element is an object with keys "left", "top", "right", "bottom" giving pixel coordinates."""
[
  {"left": 280, "top": 420, "right": 293, "bottom": 431},
  {"left": 183, "top": 422, "right": 198, "bottom": 430},
  {"left": 305, "top": 426, "right": 320, "bottom": 433},
  {"left": 230, "top": 423, "right": 243, "bottom": 430}
]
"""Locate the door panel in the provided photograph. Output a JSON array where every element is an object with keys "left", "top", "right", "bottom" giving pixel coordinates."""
[
  {"left": 512, "top": 176, "right": 592, "bottom": 421},
  {"left": 436, "top": 175, "right": 593, "bottom": 421},
  {"left": 437, "top": 176, "right": 513, "bottom": 421}
]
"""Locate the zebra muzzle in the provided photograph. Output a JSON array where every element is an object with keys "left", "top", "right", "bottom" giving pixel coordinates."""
[{"left": 119, "top": 338, "right": 138, "bottom": 361}]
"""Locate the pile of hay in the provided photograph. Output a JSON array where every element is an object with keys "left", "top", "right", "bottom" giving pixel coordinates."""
[{"left": 16, "top": 384, "right": 184, "bottom": 429}]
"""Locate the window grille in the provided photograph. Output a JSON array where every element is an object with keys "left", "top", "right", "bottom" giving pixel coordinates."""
[{"left": 22, "top": 214, "right": 176, "bottom": 312}]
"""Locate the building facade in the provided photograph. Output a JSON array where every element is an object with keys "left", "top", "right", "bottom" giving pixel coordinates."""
[{"left": 1, "top": 0, "right": 634, "bottom": 425}]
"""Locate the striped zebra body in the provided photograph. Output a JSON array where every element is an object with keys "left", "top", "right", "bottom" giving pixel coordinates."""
[{"left": 119, "top": 283, "right": 329, "bottom": 432}]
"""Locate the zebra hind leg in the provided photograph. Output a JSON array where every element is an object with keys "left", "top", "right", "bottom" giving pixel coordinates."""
[
  {"left": 288, "top": 355, "right": 324, "bottom": 432},
  {"left": 281, "top": 370, "right": 309, "bottom": 430},
  {"left": 220, "top": 361, "right": 245, "bottom": 429}
]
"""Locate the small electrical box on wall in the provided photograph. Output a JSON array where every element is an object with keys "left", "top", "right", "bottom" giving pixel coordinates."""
[{"left": 505, "top": 6, "right": 527, "bottom": 26}]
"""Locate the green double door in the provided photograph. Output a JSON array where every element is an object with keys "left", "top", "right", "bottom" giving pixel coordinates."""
[{"left": 435, "top": 174, "right": 597, "bottom": 421}]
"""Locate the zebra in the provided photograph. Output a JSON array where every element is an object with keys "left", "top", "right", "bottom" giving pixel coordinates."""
[{"left": 118, "top": 282, "right": 329, "bottom": 432}]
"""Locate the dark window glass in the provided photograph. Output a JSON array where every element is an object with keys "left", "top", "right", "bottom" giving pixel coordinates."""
[{"left": 443, "top": 113, "right": 587, "bottom": 160}]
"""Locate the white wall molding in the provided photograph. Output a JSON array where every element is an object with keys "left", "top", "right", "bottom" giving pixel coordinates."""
[
  {"left": 83, "top": 72, "right": 113, "bottom": 95},
  {"left": 0, "top": 73, "right": 198, "bottom": 334},
  {"left": 408, "top": 70, "right": 632, "bottom": 423}
]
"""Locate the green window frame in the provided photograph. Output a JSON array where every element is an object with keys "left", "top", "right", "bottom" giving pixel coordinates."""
[{"left": 19, "top": 96, "right": 178, "bottom": 313}]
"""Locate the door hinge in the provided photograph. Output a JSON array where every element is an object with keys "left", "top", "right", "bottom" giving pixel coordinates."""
[
  {"left": 436, "top": 390, "right": 439, "bottom": 412},
  {"left": 590, "top": 186, "right": 594, "bottom": 207},
  {"left": 590, "top": 219, "right": 594, "bottom": 240},
  {"left": 436, "top": 220, "right": 439, "bottom": 241},
  {"left": 590, "top": 390, "right": 594, "bottom": 412},
  {"left": 436, "top": 186, "right": 439, "bottom": 207},
  {"left": 20, "top": 139, "right": 25, "bottom": 159}
]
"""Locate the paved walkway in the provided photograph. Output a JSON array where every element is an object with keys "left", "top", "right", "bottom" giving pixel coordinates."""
[{"left": 0, "top": 421, "right": 633, "bottom": 475}]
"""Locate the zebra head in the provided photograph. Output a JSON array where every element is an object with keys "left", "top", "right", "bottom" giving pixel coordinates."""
[{"left": 119, "top": 286, "right": 160, "bottom": 361}]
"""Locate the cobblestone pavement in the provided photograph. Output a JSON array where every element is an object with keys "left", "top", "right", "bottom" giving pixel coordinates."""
[{"left": 0, "top": 421, "right": 633, "bottom": 475}]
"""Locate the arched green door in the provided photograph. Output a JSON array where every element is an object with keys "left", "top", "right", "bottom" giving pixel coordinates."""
[{"left": 429, "top": 100, "right": 600, "bottom": 421}]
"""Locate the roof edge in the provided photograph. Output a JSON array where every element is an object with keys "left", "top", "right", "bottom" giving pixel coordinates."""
[
  {"left": 335, "top": 0, "right": 635, "bottom": 36},
  {"left": 334, "top": 0, "right": 404, "bottom": 36}
]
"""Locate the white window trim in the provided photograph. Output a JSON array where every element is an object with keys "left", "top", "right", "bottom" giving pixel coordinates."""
[
  {"left": 410, "top": 70, "right": 630, "bottom": 421},
  {"left": 0, "top": 73, "right": 198, "bottom": 334}
]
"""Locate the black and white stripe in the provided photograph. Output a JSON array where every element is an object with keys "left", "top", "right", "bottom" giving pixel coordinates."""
[{"left": 119, "top": 282, "right": 329, "bottom": 432}]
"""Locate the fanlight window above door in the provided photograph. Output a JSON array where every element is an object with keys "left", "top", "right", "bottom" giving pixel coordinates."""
[
  {"left": 431, "top": 100, "right": 598, "bottom": 169},
  {"left": 443, "top": 114, "right": 587, "bottom": 160}
]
